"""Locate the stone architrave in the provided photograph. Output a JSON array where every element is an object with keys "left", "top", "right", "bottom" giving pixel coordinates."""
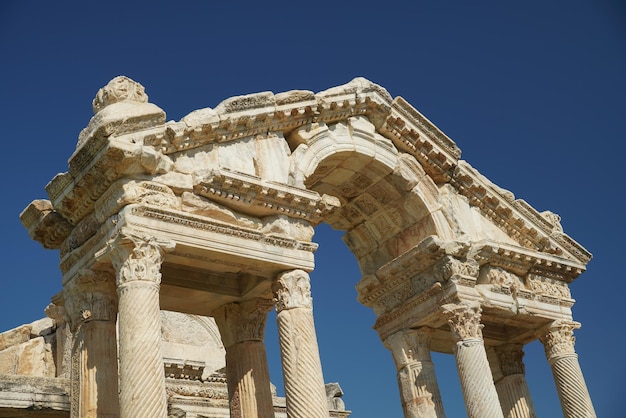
[
  {"left": 384, "top": 328, "right": 445, "bottom": 418},
  {"left": 491, "top": 344, "right": 536, "bottom": 418},
  {"left": 442, "top": 303, "right": 504, "bottom": 418},
  {"left": 63, "top": 269, "right": 119, "bottom": 418},
  {"left": 109, "top": 233, "right": 174, "bottom": 418},
  {"left": 212, "top": 298, "right": 275, "bottom": 418},
  {"left": 539, "top": 321, "right": 596, "bottom": 418},
  {"left": 273, "top": 270, "right": 329, "bottom": 418}
]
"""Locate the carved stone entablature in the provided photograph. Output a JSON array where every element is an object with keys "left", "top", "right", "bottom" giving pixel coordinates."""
[
  {"left": 94, "top": 179, "right": 180, "bottom": 224},
  {"left": 434, "top": 255, "right": 479, "bottom": 284},
  {"left": 379, "top": 96, "right": 461, "bottom": 184},
  {"left": 442, "top": 302, "right": 484, "bottom": 341},
  {"left": 451, "top": 162, "right": 591, "bottom": 265},
  {"left": 273, "top": 269, "right": 313, "bottom": 311},
  {"left": 194, "top": 168, "right": 340, "bottom": 223},
  {"left": 526, "top": 273, "right": 572, "bottom": 300},
  {"left": 472, "top": 241, "right": 585, "bottom": 283},
  {"left": 20, "top": 199, "right": 73, "bottom": 249},
  {"left": 538, "top": 320, "right": 580, "bottom": 363},
  {"left": 165, "top": 378, "right": 229, "bottom": 400},
  {"left": 163, "top": 358, "right": 205, "bottom": 381},
  {"left": 212, "top": 298, "right": 273, "bottom": 347},
  {"left": 478, "top": 265, "right": 525, "bottom": 289},
  {"left": 61, "top": 269, "right": 117, "bottom": 331}
]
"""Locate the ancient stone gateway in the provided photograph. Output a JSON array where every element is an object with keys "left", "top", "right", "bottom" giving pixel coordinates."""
[{"left": 18, "top": 76, "right": 595, "bottom": 417}]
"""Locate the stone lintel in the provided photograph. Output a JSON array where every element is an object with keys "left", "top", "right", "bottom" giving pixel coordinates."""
[{"left": 0, "top": 375, "right": 70, "bottom": 412}]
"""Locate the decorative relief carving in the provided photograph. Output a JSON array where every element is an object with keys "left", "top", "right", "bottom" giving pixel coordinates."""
[
  {"left": 442, "top": 303, "right": 484, "bottom": 341},
  {"left": 62, "top": 269, "right": 117, "bottom": 331},
  {"left": 384, "top": 328, "right": 434, "bottom": 370},
  {"left": 20, "top": 199, "right": 73, "bottom": 250},
  {"left": 273, "top": 269, "right": 313, "bottom": 311},
  {"left": 165, "top": 379, "right": 229, "bottom": 400},
  {"left": 526, "top": 273, "right": 571, "bottom": 299},
  {"left": 539, "top": 321, "right": 579, "bottom": 361},
  {"left": 494, "top": 344, "right": 525, "bottom": 377},
  {"left": 434, "top": 255, "right": 479, "bottom": 283},
  {"left": 212, "top": 298, "right": 273, "bottom": 347},
  {"left": 92, "top": 76, "right": 149, "bottom": 114},
  {"left": 163, "top": 359, "right": 205, "bottom": 381}
]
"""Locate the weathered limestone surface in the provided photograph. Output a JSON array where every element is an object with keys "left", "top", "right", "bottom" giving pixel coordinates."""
[{"left": 11, "top": 76, "right": 594, "bottom": 417}]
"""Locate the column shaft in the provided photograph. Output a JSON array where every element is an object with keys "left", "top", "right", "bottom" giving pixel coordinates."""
[
  {"left": 491, "top": 344, "right": 536, "bottom": 418},
  {"left": 385, "top": 329, "right": 445, "bottom": 418},
  {"left": 274, "top": 270, "right": 328, "bottom": 418},
  {"left": 443, "top": 303, "right": 503, "bottom": 418},
  {"left": 213, "top": 299, "right": 275, "bottom": 418},
  {"left": 111, "top": 235, "right": 173, "bottom": 418},
  {"left": 539, "top": 321, "right": 596, "bottom": 418}
]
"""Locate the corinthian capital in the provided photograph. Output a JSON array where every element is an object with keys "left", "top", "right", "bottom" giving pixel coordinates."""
[
  {"left": 539, "top": 320, "right": 580, "bottom": 362},
  {"left": 442, "top": 302, "right": 484, "bottom": 341},
  {"left": 272, "top": 269, "right": 313, "bottom": 311},
  {"left": 384, "top": 328, "right": 434, "bottom": 370},
  {"left": 494, "top": 343, "right": 525, "bottom": 376},
  {"left": 213, "top": 298, "right": 273, "bottom": 347},
  {"left": 107, "top": 232, "right": 175, "bottom": 286},
  {"left": 62, "top": 269, "right": 117, "bottom": 331}
]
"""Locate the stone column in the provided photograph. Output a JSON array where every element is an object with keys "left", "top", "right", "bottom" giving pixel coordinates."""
[
  {"left": 273, "top": 269, "right": 328, "bottom": 418},
  {"left": 63, "top": 270, "right": 120, "bottom": 418},
  {"left": 538, "top": 321, "right": 596, "bottom": 418},
  {"left": 212, "top": 298, "right": 275, "bottom": 418},
  {"left": 491, "top": 344, "right": 536, "bottom": 418},
  {"left": 384, "top": 328, "right": 445, "bottom": 418},
  {"left": 109, "top": 235, "right": 174, "bottom": 418},
  {"left": 442, "top": 302, "right": 504, "bottom": 418}
]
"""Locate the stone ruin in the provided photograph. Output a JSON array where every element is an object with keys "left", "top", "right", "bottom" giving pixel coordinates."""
[{"left": 0, "top": 76, "right": 595, "bottom": 417}]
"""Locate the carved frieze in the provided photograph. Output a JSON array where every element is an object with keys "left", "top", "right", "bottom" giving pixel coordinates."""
[
  {"left": 273, "top": 269, "right": 313, "bottom": 311},
  {"left": 526, "top": 273, "right": 571, "bottom": 299},
  {"left": 434, "top": 255, "right": 479, "bottom": 284}
]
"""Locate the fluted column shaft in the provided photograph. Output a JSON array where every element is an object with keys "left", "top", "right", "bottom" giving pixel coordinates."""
[
  {"left": 491, "top": 344, "right": 536, "bottom": 418},
  {"left": 385, "top": 328, "right": 445, "bottom": 418},
  {"left": 443, "top": 303, "right": 503, "bottom": 418},
  {"left": 213, "top": 299, "right": 275, "bottom": 418},
  {"left": 63, "top": 270, "right": 120, "bottom": 418},
  {"left": 110, "top": 235, "right": 173, "bottom": 418},
  {"left": 539, "top": 321, "right": 596, "bottom": 418},
  {"left": 273, "top": 270, "right": 328, "bottom": 418}
]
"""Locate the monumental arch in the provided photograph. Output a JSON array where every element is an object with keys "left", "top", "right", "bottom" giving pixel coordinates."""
[{"left": 5, "top": 76, "right": 595, "bottom": 417}]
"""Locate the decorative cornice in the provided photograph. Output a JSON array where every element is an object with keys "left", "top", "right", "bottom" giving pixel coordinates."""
[
  {"left": 20, "top": 199, "right": 73, "bottom": 249},
  {"left": 194, "top": 168, "right": 340, "bottom": 223}
]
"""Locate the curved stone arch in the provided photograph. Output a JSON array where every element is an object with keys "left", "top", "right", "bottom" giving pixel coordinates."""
[{"left": 289, "top": 116, "right": 454, "bottom": 275}]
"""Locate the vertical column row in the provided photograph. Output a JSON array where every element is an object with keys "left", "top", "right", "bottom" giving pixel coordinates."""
[
  {"left": 384, "top": 327, "right": 446, "bottom": 418},
  {"left": 213, "top": 298, "right": 275, "bottom": 418},
  {"left": 273, "top": 269, "right": 329, "bottom": 418}
]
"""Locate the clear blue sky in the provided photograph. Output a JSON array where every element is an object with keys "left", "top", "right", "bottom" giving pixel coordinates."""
[{"left": 1, "top": 1, "right": 624, "bottom": 417}]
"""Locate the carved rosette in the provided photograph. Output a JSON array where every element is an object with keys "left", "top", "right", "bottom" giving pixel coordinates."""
[
  {"left": 539, "top": 321, "right": 579, "bottom": 362},
  {"left": 494, "top": 344, "right": 525, "bottom": 377},
  {"left": 213, "top": 298, "right": 274, "bottom": 348},
  {"left": 442, "top": 302, "right": 484, "bottom": 341},
  {"left": 273, "top": 269, "right": 313, "bottom": 311},
  {"left": 62, "top": 270, "right": 117, "bottom": 332}
]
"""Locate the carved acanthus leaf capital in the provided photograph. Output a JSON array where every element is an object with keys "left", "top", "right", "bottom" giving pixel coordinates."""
[
  {"left": 384, "top": 327, "right": 434, "bottom": 370},
  {"left": 273, "top": 269, "right": 313, "bottom": 311},
  {"left": 106, "top": 231, "right": 175, "bottom": 287},
  {"left": 62, "top": 269, "right": 117, "bottom": 331},
  {"left": 442, "top": 302, "right": 484, "bottom": 341},
  {"left": 494, "top": 343, "right": 525, "bottom": 376},
  {"left": 539, "top": 320, "right": 579, "bottom": 361},
  {"left": 213, "top": 298, "right": 273, "bottom": 347}
]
